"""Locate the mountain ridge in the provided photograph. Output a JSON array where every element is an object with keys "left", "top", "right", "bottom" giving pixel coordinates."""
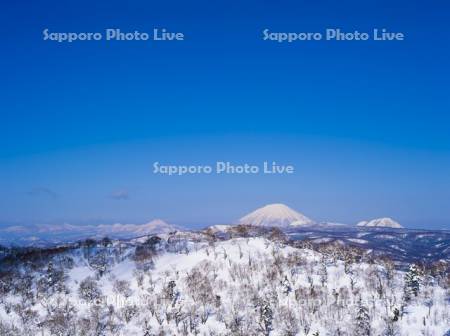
[
  {"left": 357, "top": 217, "right": 403, "bottom": 228},
  {"left": 0, "top": 219, "right": 178, "bottom": 246}
]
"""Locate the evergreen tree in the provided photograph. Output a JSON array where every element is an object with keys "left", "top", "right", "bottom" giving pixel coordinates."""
[
  {"left": 258, "top": 300, "right": 273, "bottom": 336},
  {"left": 281, "top": 276, "right": 292, "bottom": 295},
  {"left": 165, "top": 280, "right": 178, "bottom": 306},
  {"left": 354, "top": 297, "right": 371, "bottom": 336},
  {"left": 403, "top": 264, "right": 421, "bottom": 301},
  {"left": 39, "top": 261, "right": 66, "bottom": 295},
  {"left": 319, "top": 256, "right": 328, "bottom": 286},
  {"left": 78, "top": 276, "right": 102, "bottom": 302},
  {"left": 392, "top": 307, "right": 399, "bottom": 322}
]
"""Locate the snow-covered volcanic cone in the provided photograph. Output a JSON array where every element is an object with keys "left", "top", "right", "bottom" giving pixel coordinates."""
[
  {"left": 239, "top": 203, "right": 314, "bottom": 228},
  {"left": 357, "top": 217, "right": 403, "bottom": 229}
]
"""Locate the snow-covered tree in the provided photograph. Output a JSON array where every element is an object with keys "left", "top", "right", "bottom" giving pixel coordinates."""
[
  {"left": 42, "top": 299, "right": 77, "bottom": 336},
  {"left": 403, "top": 264, "right": 421, "bottom": 301},
  {"left": 0, "top": 233, "right": 448, "bottom": 336},
  {"left": 258, "top": 300, "right": 273, "bottom": 336},
  {"left": 382, "top": 317, "right": 400, "bottom": 336},
  {"left": 78, "top": 276, "right": 102, "bottom": 302},
  {"left": 113, "top": 279, "right": 132, "bottom": 298},
  {"left": 279, "top": 305, "right": 299, "bottom": 336},
  {"left": 354, "top": 297, "right": 371, "bottom": 336},
  {"left": 281, "top": 276, "right": 292, "bottom": 295},
  {"left": 89, "top": 250, "right": 109, "bottom": 277},
  {"left": 319, "top": 256, "right": 328, "bottom": 286},
  {"left": 38, "top": 261, "right": 66, "bottom": 295}
]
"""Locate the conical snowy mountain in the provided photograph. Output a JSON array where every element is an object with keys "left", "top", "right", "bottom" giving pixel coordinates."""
[
  {"left": 357, "top": 217, "right": 403, "bottom": 228},
  {"left": 239, "top": 203, "right": 314, "bottom": 227}
]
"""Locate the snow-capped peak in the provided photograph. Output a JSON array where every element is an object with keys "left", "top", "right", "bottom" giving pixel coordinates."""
[
  {"left": 239, "top": 203, "right": 314, "bottom": 227},
  {"left": 97, "top": 219, "right": 177, "bottom": 235},
  {"left": 138, "top": 219, "right": 178, "bottom": 234},
  {"left": 357, "top": 217, "right": 403, "bottom": 228}
]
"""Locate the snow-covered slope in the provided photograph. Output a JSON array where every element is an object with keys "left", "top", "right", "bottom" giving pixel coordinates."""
[
  {"left": 0, "top": 234, "right": 448, "bottom": 336},
  {"left": 357, "top": 217, "right": 403, "bottom": 228},
  {"left": 239, "top": 203, "right": 314, "bottom": 227}
]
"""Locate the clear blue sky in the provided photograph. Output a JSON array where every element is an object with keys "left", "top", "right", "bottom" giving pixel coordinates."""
[{"left": 1, "top": 0, "right": 450, "bottom": 229}]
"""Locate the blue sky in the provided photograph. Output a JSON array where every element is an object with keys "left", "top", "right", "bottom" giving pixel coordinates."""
[{"left": 1, "top": 0, "right": 450, "bottom": 229}]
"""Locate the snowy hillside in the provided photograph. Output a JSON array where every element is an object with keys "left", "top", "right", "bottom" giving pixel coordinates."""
[
  {"left": 0, "top": 230, "right": 448, "bottom": 336},
  {"left": 240, "top": 203, "right": 314, "bottom": 227},
  {"left": 357, "top": 217, "right": 403, "bottom": 229}
]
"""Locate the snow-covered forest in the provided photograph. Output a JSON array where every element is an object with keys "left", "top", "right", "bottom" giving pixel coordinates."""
[{"left": 0, "top": 226, "right": 448, "bottom": 336}]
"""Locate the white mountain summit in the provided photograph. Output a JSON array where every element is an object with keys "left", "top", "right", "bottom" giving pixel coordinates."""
[
  {"left": 96, "top": 219, "right": 178, "bottom": 235},
  {"left": 239, "top": 203, "right": 314, "bottom": 227},
  {"left": 357, "top": 217, "right": 403, "bottom": 229}
]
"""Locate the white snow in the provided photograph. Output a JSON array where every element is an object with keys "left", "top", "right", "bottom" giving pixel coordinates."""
[
  {"left": 206, "top": 224, "right": 232, "bottom": 232},
  {"left": 357, "top": 217, "right": 403, "bottom": 228},
  {"left": 347, "top": 238, "right": 369, "bottom": 244},
  {"left": 0, "top": 235, "right": 448, "bottom": 336},
  {"left": 239, "top": 203, "right": 314, "bottom": 227}
]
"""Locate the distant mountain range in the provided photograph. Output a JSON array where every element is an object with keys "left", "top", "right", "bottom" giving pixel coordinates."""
[
  {"left": 0, "top": 219, "right": 177, "bottom": 246},
  {"left": 0, "top": 203, "right": 445, "bottom": 252},
  {"left": 357, "top": 217, "right": 403, "bottom": 228},
  {"left": 238, "top": 203, "right": 403, "bottom": 229}
]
